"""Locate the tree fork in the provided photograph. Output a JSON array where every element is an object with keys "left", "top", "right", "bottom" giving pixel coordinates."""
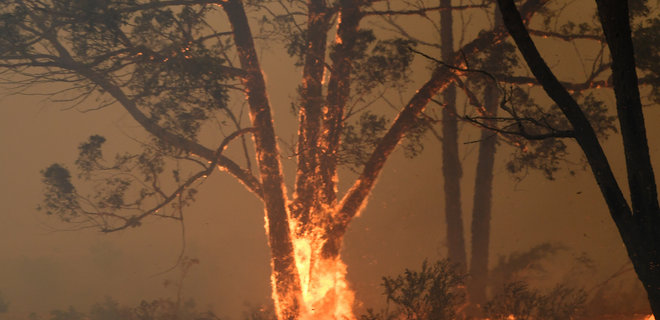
[
  {"left": 324, "top": 66, "right": 455, "bottom": 258},
  {"left": 321, "top": 0, "right": 549, "bottom": 257}
]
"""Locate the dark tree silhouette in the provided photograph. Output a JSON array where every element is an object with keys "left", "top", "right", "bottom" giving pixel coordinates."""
[{"left": 495, "top": 0, "right": 660, "bottom": 314}]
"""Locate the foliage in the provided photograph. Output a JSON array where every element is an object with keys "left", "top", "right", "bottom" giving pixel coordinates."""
[
  {"left": 25, "top": 297, "right": 219, "bottom": 320},
  {"left": 495, "top": 89, "right": 617, "bottom": 181},
  {"left": 39, "top": 163, "right": 80, "bottom": 220},
  {"left": 339, "top": 111, "right": 388, "bottom": 172},
  {"left": 489, "top": 242, "right": 566, "bottom": 289},
  {"left": 633, "top": 17, "right": 660, "bottom": 103},
  {"left": 88, "top": 297, "right": 133, "bottom": 320},
  {"left": 49, "top": 306, "right": 86, "bottom": 320},
  {"left": 349, "top": 35, "right": 417, "bottom": 97},
  {"left": 484, "top": 281, "right": 586, "bottom": 320},
  {"left": 363, "top": 254, "right": 592, "bottom": 320},
  {"left": 38, "top": 132, "right": 206, "bottom": 231},
  {"left": 339, "top": 111, "right": 427, "bottom": 171},
  {"left": 380, "top": 259, "right": 466, "bottom": 320},
  {"left": 0, "top": 291, "right": 8, "bottom": 313}
]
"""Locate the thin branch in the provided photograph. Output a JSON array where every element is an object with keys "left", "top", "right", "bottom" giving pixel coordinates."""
[
  {"left": 408, "top": 46, "right": 499, "bottom": 84},
  {"left": 464, "top": 115, "right": 575, "bottom": 140},
  {"left": 363, "top": 4, "right": 489, "bottom": 16},
  {"left": 528, "top": 29, "right": 603, "bottom": 42},
  {"left": 100, "top": 127, "right": 255, "bottom": 232}
]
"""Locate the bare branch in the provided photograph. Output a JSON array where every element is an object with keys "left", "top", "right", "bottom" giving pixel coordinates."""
[
  {"left": 464, "top": 115, "right": 575, "bottom": 140},
  {"left": 528, "top": 29, "right": 603, "bottom": 42},
  {"left": 363, "top": 4, "right": 489, "bottom": 16}
]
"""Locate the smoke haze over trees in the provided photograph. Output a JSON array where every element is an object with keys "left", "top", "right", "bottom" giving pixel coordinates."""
[{"left": 0, "top": 0, "right": 659, "bottom": 319}]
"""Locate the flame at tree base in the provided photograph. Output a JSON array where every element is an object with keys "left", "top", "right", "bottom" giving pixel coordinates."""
[
  {"left": 290, "top": 235, "right": 355, "bottom": 320},
  {"left": 269, "top": 218, "right": 356, "bottom": 320}
]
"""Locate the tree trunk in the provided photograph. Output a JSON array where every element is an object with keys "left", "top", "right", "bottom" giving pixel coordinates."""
[
  {"left": 594, "top": 0, "right": 660, "bottom": 314},
  {"left": 223, "top": 1, "right": 302, "bottom": 318},
  {"left": 291, "top": 0, "right": 330, "bottom": 230},
  {"left": 468, "top": 8, "right": 502, "bottom": 308},
  {"left": 440, "top": 0, "right": 468, "bottom": 272},
  {"left": 467, "top": 82, "right": 498, "bottom": 307},
  {"left": 497, "top": 0, "right": 660, "bottom": 314}
]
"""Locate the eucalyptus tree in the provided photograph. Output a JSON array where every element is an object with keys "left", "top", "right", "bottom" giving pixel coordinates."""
[{"left": 491, "top": 0, "right": 660, "bottom": 314}]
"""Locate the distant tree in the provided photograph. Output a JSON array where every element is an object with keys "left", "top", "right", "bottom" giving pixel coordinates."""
[
  {"left": 50, "top": 306, "right": 85, "bottom": 320},
  {"left": 88, "top": 297, "right": 133, "bottom": 320},
  {"left": 0, "top": 291, "right": 8, "bottom": 313},
  {"left": 493, "top": 0, "right": 660, "bottom": 315},
  {"left": 438, "top": 0, "right": 467, "bottom": 275}
]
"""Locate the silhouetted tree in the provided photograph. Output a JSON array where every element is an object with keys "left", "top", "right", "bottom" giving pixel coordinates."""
[{"left": 494, "top": 0, "right": 660, "bottom": 314}]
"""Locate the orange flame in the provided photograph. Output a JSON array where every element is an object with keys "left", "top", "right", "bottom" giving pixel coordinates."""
[
  {"left": 289, "top": 221, "right": 355, "bottom": 320},
  {"left": 645, "top": 315, "right": 656, "bottom": 320}
]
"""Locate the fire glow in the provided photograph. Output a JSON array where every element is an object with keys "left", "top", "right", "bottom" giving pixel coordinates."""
[{"left": 289, "top": 220, "right": 355, "bottom": 320}]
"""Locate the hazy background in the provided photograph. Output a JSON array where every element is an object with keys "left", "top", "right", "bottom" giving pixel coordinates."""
[{"left": 1, "top": 2, "right": 659, "bottom": 319}]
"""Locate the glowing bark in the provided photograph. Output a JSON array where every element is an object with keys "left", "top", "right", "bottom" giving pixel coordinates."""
[
  {"left": 322, "top": 0, "right": 361, "bottom": 207},
  {"left": 291, "top": 0, "right": 331, "bottom": 230},
  {"left": 224, "top": 0, "right": 302, "bottom": 317}
]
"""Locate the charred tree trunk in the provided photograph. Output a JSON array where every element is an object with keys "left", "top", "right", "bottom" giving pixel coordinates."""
[
  {"left": 223, "top": 0, "right": 302, "bottom": 318},
  {"left": 497, "top": 0, "right": 660, "bottom": 314},
  {"left": 467, "top": 82, "right": 498, "bottom": 307},
  {"left": 291, "top": 0, "right": 330, "bottom": 231},
  {"left": 440, "top": 0, "right": 468, "bottom": 272},
  {"left": 594, "top": 0, "right": 660, "bottom": 313}
]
